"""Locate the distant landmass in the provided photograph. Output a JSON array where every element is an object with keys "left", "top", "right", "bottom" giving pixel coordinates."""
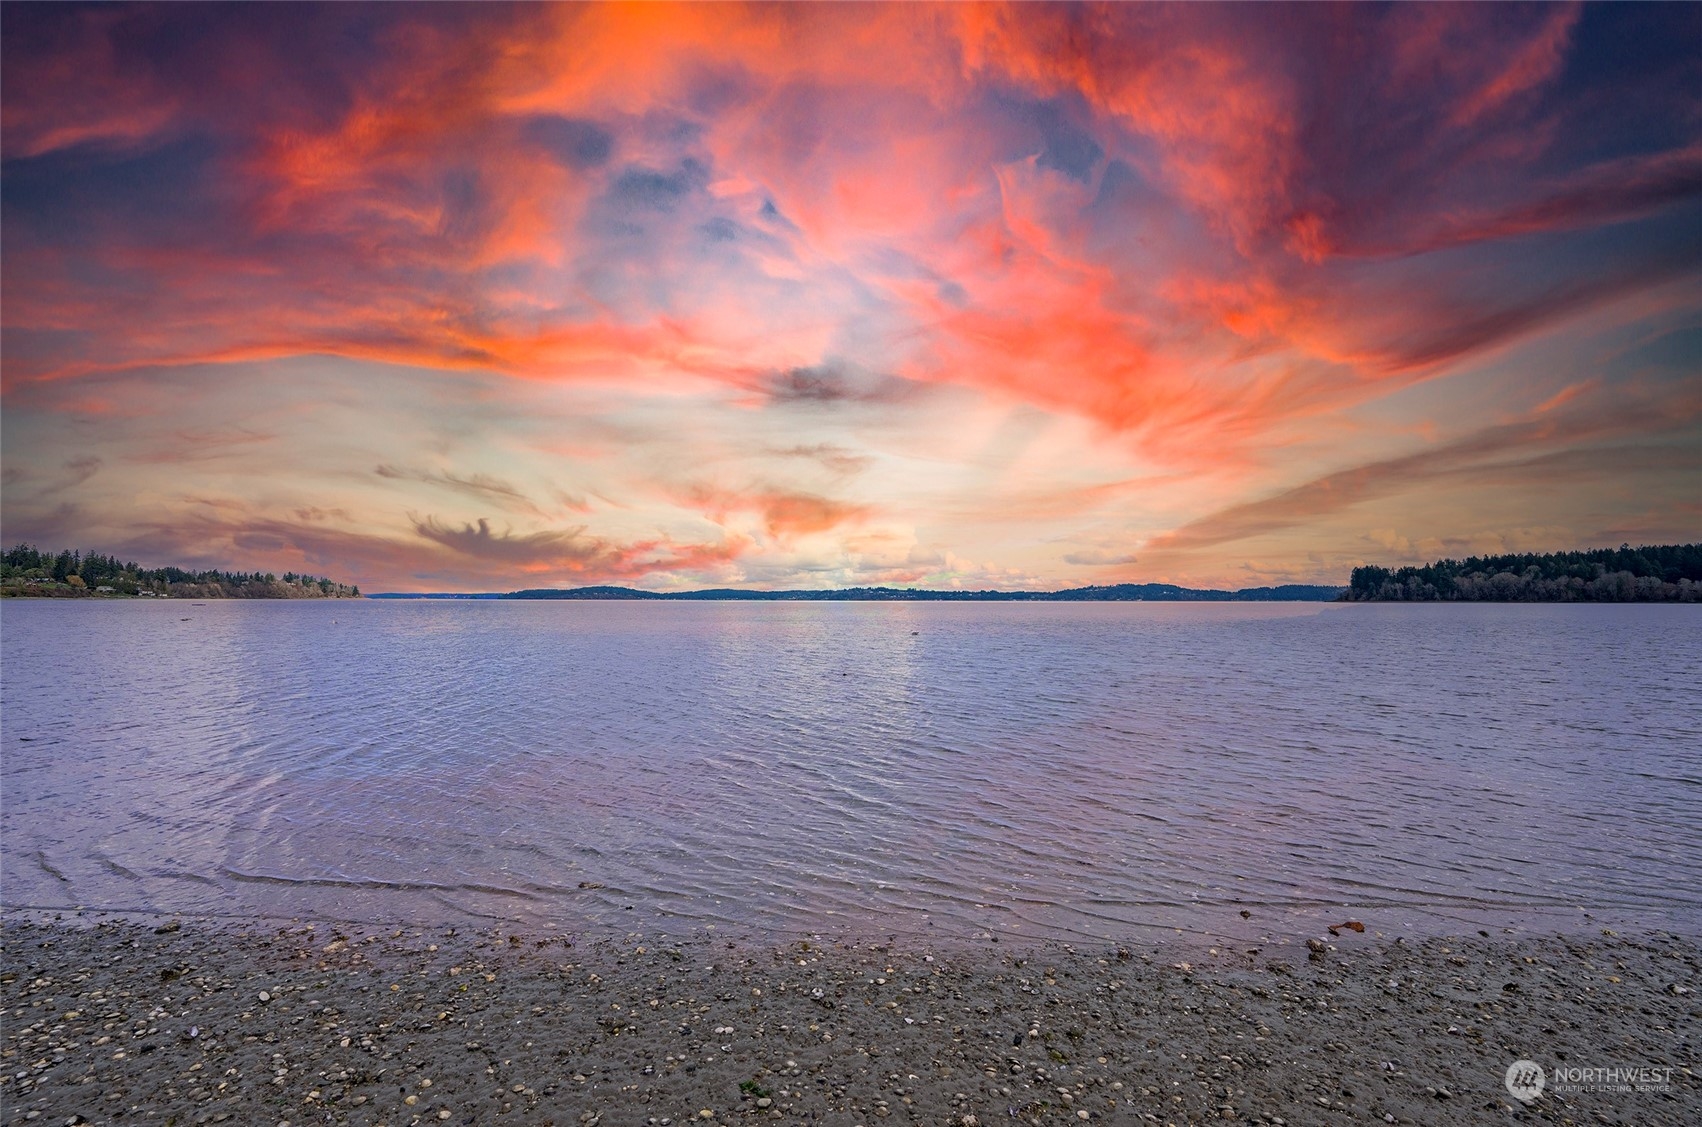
[
  {"left": 370, "top": 582, "right": 1346, "bottom": 601},
  {"left": 1, "top": 544, "right": 360, "bottom": 599},
  {"left": 15, "top": 539, "right": 1695, "bottom": 605},
  {"left": 1345, "top": 543, "right": 1701, "bottom": 602}
]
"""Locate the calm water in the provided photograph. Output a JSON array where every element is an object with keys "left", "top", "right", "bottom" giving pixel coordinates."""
[{"left": 2, "top": 600, "right": 1698, "bottom": 943}]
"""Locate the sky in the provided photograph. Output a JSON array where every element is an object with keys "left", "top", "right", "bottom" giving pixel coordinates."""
[{"left": 2, "top": 2, "right": 1698, "bottom": 593}]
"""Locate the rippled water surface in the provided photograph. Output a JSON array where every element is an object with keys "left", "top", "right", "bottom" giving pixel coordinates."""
[{"left": 3, "top": 600, "right": 1698, "bottom": 941}]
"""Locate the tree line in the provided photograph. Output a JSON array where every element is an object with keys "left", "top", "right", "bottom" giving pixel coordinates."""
[
  {"left": 1, "top": 544, "right": 360, "bottom": 599},
  {"left": 1345, "top": 543, "right": 1702, "bottom": 602}
]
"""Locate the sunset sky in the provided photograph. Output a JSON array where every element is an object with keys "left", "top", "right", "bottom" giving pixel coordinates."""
[{"left": 3, "top": 2, "right": 1698, "bottom": 592}]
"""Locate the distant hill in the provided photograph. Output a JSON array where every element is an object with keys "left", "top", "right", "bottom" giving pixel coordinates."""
[
  {"left": 385, "top": 581, "right": 1348, "bottom": 602},
  {"left": 1345, "top": 543, "right": 1702, "bottom": 602}
]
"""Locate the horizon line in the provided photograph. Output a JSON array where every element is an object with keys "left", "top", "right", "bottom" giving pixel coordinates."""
[{"left": 365, "top": 580, "right": 1347, "bottom": 600}]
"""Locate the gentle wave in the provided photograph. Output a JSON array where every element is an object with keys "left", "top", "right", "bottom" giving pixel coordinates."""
[{"left": 2, "top": 599, "right": 1698, "bottom": 940}]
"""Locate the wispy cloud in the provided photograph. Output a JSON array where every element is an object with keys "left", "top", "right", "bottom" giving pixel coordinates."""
[
  {"left": 375, "top": 464, "right": 547, "bottom": 516},
  {"left": 1145, "top": 401, "right": 1700, "bottom": 555}
]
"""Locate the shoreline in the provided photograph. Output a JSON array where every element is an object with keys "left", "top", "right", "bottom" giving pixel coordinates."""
[{"left": 3, "top": 917, "right": 1694, "bottom": 1126}]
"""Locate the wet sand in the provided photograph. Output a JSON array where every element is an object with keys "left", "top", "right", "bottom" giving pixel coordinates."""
[{"left": 2, "top": 917, "right": 1695, "bottom": 1126}]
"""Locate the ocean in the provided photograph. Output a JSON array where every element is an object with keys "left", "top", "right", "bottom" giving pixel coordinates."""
[{"left": 3, "top": 599, "right": 1697, "bottom": 942}]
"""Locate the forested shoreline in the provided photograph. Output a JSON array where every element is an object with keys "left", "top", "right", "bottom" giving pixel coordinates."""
[
  {"left": 0, "top": 544, "right": 360, "bottom": 599},
  {"left": 1345, "top": 543, "right": 1701, "bottom": 602}
]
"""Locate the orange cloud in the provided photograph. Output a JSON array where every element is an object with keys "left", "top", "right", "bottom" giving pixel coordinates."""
[{"left": 681, "top": 484, "right": 872, "bottom": 540}]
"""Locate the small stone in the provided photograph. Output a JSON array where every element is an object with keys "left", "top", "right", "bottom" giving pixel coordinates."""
[
  {"left": 699, "top": 1112, "right": 715, "bottom": 1120},
  {"left": 420, "top": 1078, "right": 433, "bottom": 1088},
  {"left": 404, "top": 1095, "right": 418, "bottom": 1106},
  {"left": 258, "top": 991, "right": 271, "bottom": 1002},
  {"left": 756, "top": 1098, "right": 772, "bottom": 1108},
  {"left": 439, "top": 1113, "right": 452, "bottom": 1121}
]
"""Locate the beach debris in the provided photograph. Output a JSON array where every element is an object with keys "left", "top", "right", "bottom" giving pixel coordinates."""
[
  {"left": 1326, "top": 920, "right": 1365, "bottom": 936},
  {"left": 1668, "top": 984, "right": 1692, "bottom": 995},
  {"left": 579, "top": 881, "right": 605, "bottom": 889}
]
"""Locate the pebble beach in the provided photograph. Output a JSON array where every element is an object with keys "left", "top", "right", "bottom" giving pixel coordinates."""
[{"left": 3, "top": 917, "right": 1695, "bottom": 1127}]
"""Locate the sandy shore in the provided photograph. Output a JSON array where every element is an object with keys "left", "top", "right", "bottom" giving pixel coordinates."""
[{"left": 2, "top": 917, "right": 1695, "bottom": 1126}]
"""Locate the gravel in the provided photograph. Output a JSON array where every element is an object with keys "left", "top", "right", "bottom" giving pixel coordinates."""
[{"left": 2, "top": 917, "right": 1695, "bottom": 1125}]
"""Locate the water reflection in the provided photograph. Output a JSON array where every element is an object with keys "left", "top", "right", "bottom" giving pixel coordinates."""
[{"left": 3, "top": 599, "right": 1697, "bottom": 940}]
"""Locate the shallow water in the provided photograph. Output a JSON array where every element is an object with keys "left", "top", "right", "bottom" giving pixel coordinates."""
[{"left": 3, "top": 599, "right": 1698, "bottom": 942}]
